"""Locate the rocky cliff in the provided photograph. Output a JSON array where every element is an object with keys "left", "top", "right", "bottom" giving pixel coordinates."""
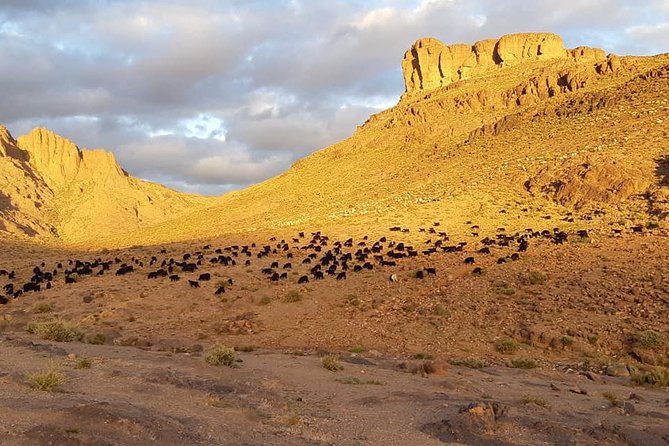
[
  {"left": 16, "top": 128, "right": 129, "bottom": 191},
  {"left": 402, "top": 33, "right": 607, "bottom": 93},
  {"left": 0, "top": 125, "right": 214, "bottom": 244}
]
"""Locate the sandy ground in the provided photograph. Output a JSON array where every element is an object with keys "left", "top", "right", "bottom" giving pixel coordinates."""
[
  {"left": 1, "top": 227, "right": 668, "bottom": 445},
  {"left": 1, "top": 334, "right": 668, "bottom": 446}
]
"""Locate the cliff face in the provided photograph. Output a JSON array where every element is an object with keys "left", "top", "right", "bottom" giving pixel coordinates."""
[
  {"left": 0, "top": 125, "right": 214, "bottom": 244},
  {"left": 402, "top": 33, "right": 607, "bottom": 93},
  {"left": 16, "top": 128, "right": 128, "bottom": 191}
]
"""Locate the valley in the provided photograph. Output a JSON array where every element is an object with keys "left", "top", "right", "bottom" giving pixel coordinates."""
[{"left": 0, "top": 32, "right": 668, "bottom": 445}]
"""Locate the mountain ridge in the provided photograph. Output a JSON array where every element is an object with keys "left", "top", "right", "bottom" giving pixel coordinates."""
[
  {"left": 0, "top": 125, "right": 214, "bottom": 244},
  {"left": 1, "top": 32, "right": 668, "bottom": 248}
]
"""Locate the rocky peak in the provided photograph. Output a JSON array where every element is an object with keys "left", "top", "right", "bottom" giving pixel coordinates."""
[
  {"left": 402, "top": 32, "right": 606, "bottom": 93},
  {"left": 0, "top": 125, "right": 16, "bottom": 156},
  {"left": 16, "top": 127, "right": 127, "bottom": 189}
]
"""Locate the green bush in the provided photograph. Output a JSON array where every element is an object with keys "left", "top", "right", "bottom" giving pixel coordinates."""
[
  {"left": 493, "top": 280, "right": 516, "bottom": 295},
  {"left": 520, "top": 395, "right": 550, "bottom": 408},
  {"left": 336, "top": 376, "right": 383, "bottom": 385}
]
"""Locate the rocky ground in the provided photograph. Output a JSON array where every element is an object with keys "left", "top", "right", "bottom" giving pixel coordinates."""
[
  {"left": 0, "top": 228, "right": 668, "bottom": 445},
  {"left": 1, "top": 333, "right": 668, "bottom": 446}
]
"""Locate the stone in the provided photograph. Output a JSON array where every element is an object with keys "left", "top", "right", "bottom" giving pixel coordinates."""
[
  {"left": 569, "top": 386, "right": 588, "bottom": 395},
  {"left": 402, "top": 33, "right": 607, "bottom": 93},
  {"left": 454, "top": 402, "right": 498, "bottom": 433},
  {"left": 605, "top": 363, "right": 630, "bottom": 377}
]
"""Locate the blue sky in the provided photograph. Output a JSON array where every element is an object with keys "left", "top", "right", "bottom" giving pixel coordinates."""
[{"left": 1, "top": 0, "right": 668, "bottom": 194}]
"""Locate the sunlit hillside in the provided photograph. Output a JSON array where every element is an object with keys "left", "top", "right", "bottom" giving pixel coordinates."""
[{"left": 1, "top": 33, "right": 668, "bottom": 248}]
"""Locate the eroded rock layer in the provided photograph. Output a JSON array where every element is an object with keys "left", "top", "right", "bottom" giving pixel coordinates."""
[{"left": 402, "top": 33, "right": 607, "bottom": 93}]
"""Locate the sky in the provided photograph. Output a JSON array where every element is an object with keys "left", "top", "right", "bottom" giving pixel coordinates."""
[{"left": 1, "top": 0, "right": 668, "bottom": 195}]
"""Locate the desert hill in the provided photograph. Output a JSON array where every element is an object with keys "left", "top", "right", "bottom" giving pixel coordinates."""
[
  {"left": 0, "top": 126, "right": 214, "bottom": 244},
  {"left": 101, "top": 32, "right": 669, "bottom": 248},
  {"left": 1, "top": 32, "right": 668, "bottom": 248},
  {"left": 1, "top": 32, "right": 669, "bottom": 446}
]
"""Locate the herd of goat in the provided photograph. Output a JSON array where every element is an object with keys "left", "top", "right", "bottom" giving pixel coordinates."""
[{"left": 0, "top": 223, "right": 597, "bottom": 305}]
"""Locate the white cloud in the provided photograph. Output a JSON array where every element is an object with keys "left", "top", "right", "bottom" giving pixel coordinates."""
[{"left": 189, "top": 152, "right": 290, "bottom": 185}]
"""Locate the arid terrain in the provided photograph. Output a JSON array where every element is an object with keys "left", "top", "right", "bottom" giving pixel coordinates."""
[{"left": 1, "top": 33, "right": 668, "bottom": 445}]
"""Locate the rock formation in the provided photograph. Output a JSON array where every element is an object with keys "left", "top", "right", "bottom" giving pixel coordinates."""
[
  {"left": 402, "top": 33, "right": 607, "bottom": 93},
  {"left": 0, "top": 125, "right": 213, "bottom": 244},
  {"left": 16, "top": 128, "right": 129, "bottom": 190}
]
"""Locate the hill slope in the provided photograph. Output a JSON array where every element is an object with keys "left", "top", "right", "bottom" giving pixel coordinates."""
[
  {"left": 100, "top": 33, "right": 669, "bottom": 248},
  {"left": 1, "top": 32, "right": 668, "bottom": 248},
  {"left": 0, "top": 127, "right": 214, "bottom": 244}
]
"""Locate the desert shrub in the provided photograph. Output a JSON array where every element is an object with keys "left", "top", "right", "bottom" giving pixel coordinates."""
[
  {"left": 510, "top": 358, "right": 537, "bottom": 369},
  {"left": 633, "top": 331, "right": 664, "bottom": 350},
  {"left": 234, "top": 345, "right": 255, "bottom": 352},
  {"left": 32, "top": 302, "right": 55, "bottom": 313},
  {"left": 560, "top": 336, "right": 575, "bottom": 348},
  {"left": 86, "top": 333, "right": 106, "bottom": 345},
  {"left": 348, "top": 346, "right": 365, "bottom": 354},
  {"left": 321, "top": 354, "right": 343, "bottom": 372},
  {"left": 26, "top": 321, "right": 83, "bottom": 342},
  {"left": 630, "top": 367, "right": 669, "bottom": 387},
  {"left": 602, "top": 392, "right": 619, "bottom": 406},
  {"left": 493, "top": 280, "right": 516, "bottom": 295},
  {"left": 412, "top": 352, "right": 434, "bottom": 360},
  {"left": 284, "top": 290, "right": 303, "bottom": 303},
  {"left": 74, "top": 357, "right": 93, "bottom": 369},
  {"left": 494, "top": 339, "right": 519, "bottom": 354},
  {"left": 205, "top": 345, "right": 237, "bottom": 367},
  {"left": 449, "top": 358, "right": 487, "bottom": 369},
  {"left": 68, "top": 273, "right": 80, "bottom": 283},
  {"left": 527, "top": 271, "right": 547, "bottom": 285},
  {"left": 520, "top": 395, "right": 550, "bottom": 408},
  {"left": 258, "top": 296, "right": 272, "bottom": 305},
  {"left": 271, "top": 415, "right": 300, "bottom": 426},
  {"left": 406, "top": 360, "right": 445, "bottom": 376},
  {"left": 433, "top": 303, "right": 450, "bottom": 316},
  {"left": 26, "top": 368, "right": 67, "bottom": 391},
  {"left": 344, "top": 295, "right": 360, "bottom": 306},
  {"left": 336, "top": 376, "right": 383, "bottom": 385}
]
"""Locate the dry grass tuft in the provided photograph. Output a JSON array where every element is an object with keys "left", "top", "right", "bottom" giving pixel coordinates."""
[
  {"left": 26, "top": 321, "right": 83, "bottom": 342},
  {"left": 321, "top": 354, "right": 343, "bottom": 372},
  {"left": 26, "top": 368, "right": 67, "bottom": 392}
]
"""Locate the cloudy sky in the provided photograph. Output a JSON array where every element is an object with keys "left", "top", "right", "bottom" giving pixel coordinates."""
[{"left": 2, "top": 0, "right": 668, "bottom": 194}]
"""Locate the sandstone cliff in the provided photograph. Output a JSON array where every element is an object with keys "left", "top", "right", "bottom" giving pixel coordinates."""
[
  {"left": 16, "top": 128, "right": 129, "bottom": 191},
  {"left": 402, "top": 33, "right": 607, "bottom": 93},
  {"left": 0, "top": 126, "right": 214, "bottom": 244}
]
